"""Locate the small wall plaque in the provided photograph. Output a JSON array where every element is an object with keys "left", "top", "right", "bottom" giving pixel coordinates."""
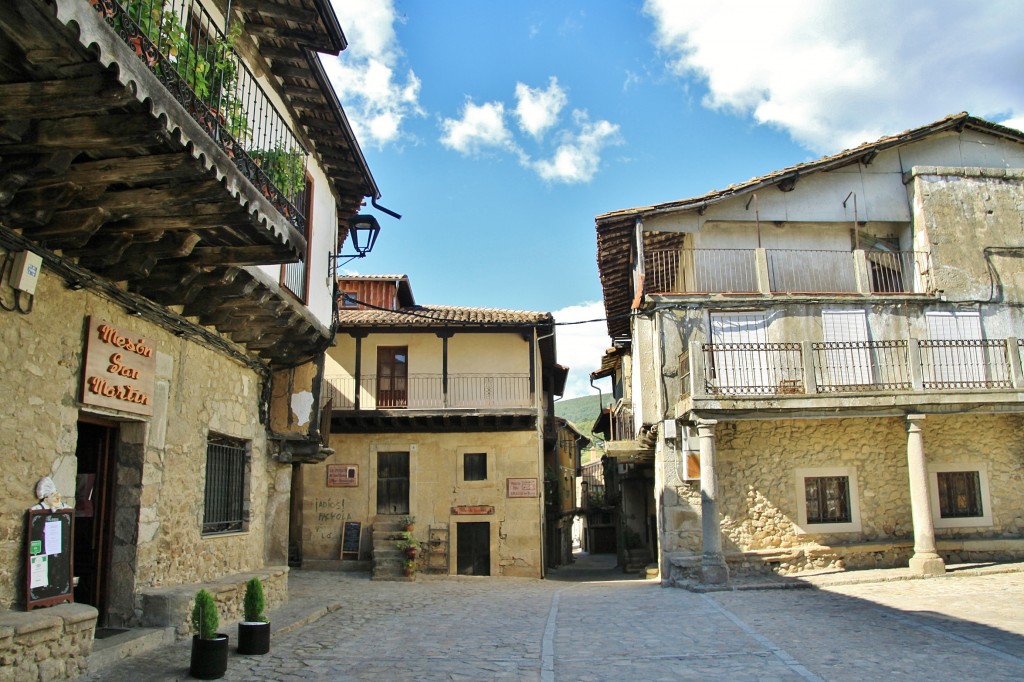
[
  {"left": 451, "top": 505, "right": 494, "bottom": 515},
  {"left": 327, "top": 464, "right": 358, "bottom": 487},
  {"left": 506, "top": 478, "right": 538, "bottom": 498}
]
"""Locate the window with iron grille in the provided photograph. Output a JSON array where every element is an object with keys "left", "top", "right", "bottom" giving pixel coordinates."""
[
  {"left": 464, "top": 453, "right": 487, "bottom": 481},
  {"left": 936, "top": 470, "right": 983, "bottom": 518},
  {"left": 804, "top": 476, "right": 852, "bottom": 524},
  {"left": 203, "top": 433, "right": 250, "bottom": 535}
]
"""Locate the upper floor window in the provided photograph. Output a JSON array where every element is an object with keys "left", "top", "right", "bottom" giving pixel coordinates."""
[
  {"left": 463, "top": 453, "right": 487, "bottom": 481},
  {"left": 341, "top": 291, "right": 359, "bottom": 308},
  {"left": 377, "top": 347, "right": 408, "bottom": 408}
]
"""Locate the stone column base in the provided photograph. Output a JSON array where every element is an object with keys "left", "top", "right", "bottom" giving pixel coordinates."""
[
  {"left": 701, "top": 562, "right": 730, "bottom": 585},
  {"left": 909, "top": 554, "right": 946, "bottom": 576}
]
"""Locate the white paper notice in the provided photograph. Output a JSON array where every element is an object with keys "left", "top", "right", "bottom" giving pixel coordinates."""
[
  {"left": 44, "top": 520, "right": 62, "bottom": 555},
  {"left": 30, "top": 555, "right": 48, "bottom": 589}
]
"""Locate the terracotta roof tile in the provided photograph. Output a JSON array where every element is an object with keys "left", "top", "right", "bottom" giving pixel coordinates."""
[{"left": 337, "top": 304, "right": 554, "bottom": 328}]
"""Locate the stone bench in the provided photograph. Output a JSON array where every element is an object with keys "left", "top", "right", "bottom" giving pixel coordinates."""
[
  {"left": 138, "top": 566, "right": 288, "bottom": 639},
  {"left": 0, "top": 603, "right": 98, "bottom": 680}
]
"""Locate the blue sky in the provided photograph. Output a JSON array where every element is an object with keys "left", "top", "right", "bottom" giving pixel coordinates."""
[{"left": 323, "top": 0, "right": 1024, "bottom": 398}]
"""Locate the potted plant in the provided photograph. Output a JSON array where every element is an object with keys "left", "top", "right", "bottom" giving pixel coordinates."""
[
  {"left": 395, "top": 531, "right": 419, "bottom": 559},
  {"left": 403, "top": 558, "right": 416, "bottom": 578},
  {"left": 189, "top": 589, "right": 229, "bottom": 679},
  {"left": 399, "top": 515, "right": 415, "bottom": 531},
  {"left": 237, "top": 577, "right": 270, "bottom": 655}
]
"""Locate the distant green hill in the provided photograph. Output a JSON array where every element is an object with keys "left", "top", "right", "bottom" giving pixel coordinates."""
[{"left": 555, "top": 393, "right": 613, "bottom": 442}]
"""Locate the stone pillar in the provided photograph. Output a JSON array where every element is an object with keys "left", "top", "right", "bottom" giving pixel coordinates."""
[
  {"left": 905, "top": 415, "right": 945, "bottom": 576},
  {"left": 697, "top": 419, "right": 729, "bottom": 585}
]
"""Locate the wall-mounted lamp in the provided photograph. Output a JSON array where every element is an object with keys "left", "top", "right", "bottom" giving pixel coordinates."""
[{"left": 330, "top": 214, "right": 381, "bottom": 273}]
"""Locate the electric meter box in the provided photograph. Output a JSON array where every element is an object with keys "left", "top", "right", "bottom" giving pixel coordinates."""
[{"left": 10, "top": 251, "right": 42, "bottom": 295}]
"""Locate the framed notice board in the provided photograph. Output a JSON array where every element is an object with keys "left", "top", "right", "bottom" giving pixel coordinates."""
[
  {"left": 25, "top": 509, "right": 74, "bottom": 610},
  {"left": 341, "top": 521, "right": 361, "bottom": 559}
]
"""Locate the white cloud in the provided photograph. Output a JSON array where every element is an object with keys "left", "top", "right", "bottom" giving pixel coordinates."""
[
  {"left": 553, "top": 301, "right": 612, "bottom": 399},
  {"left": 643, "top": 0, "right": 1024, "bottom": 153},
  {"left": 532, "top": 112, "right": 622, "bottom": 184},
  {"left": 439, "top": 100, "right": 516, "bottom": 155},
  {"left": 324, "top": 0, "right": 423, "bottom": 147},
  {"left": 514, "top": 77, "right": 568, "bottom": 139}
]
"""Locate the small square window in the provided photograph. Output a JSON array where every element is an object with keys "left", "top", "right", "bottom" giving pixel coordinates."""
[
  {"left": 464, "top": 453, "right": 487, "bottom": 481},
  {"left": 341, "top": 291, "right": 358, "bottom": 308},
  {"left": 795, "top": 467, "right": 861, "bottom": 534},
  {"left": 804, "top": 476, "right": 852, "bottom": 524},
  {"left": 936, "top": 471, "right": 983, "bottom": 518},
  {"left": 929, "top": 464, "right": 991, "bottom": 528}
]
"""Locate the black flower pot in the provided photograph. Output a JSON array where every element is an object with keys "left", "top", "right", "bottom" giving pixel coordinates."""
[
  {"left": 238, "top": 621, "right": 271, "bottom": 655},
  {"left": 190, "top": 633, "right": 229, "bottom": 679}
]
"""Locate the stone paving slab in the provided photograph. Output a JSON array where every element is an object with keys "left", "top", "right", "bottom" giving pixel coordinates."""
[{"left": 78, "top": 559, "right": 1024, "bottom": 681}]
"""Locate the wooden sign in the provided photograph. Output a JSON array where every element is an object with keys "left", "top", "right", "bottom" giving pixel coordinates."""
[
  {"left": 506, "top": 478, "right": 538, "bottom": 498},
  {"left": 451, "top": 505, "right": 494, "bottom": 515},
  {"left": 327, "top": 464, "right": 358, "bottom": 487},
  {"left": 80, "top": 317, "right": 156, "bottom": 416}
]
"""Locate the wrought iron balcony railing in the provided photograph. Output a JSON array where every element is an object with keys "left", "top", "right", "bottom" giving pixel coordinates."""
[
  {"left": 324, "top": 374, "right": 533, "bottom": 410},
  {"left": 92, "top": 0, "right": 309, "bottom": 234},
  {"left": 687, "top": 337, "right": 1022, "bottom": 397},
  {"left": 645, "top": 248, "right": 929, "bottom": 295}
]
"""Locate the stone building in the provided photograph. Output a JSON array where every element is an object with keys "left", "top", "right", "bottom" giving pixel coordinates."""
[
  {"left": 0, "top": 0, "right": 383, "bottom": 676},
  {"left": 546, "top": 418, "right": 590, "bottom": 569},
  {"left": 593, "top": 113, "right": 1024, "bottom": 586},
  {"left": 302, "top": 275, "right": 565, "bottom": 578}
]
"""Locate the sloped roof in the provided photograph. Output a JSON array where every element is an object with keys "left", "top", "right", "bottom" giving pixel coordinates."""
[
  {"left": 336, "top": 304, "right": 554, "bottom": 329},
  {"left": 594, "top": 112, "right": 1024, "bottom": 339}
]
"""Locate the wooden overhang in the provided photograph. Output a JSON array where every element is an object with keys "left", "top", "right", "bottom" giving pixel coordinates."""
[
  {"left": 593, "top": 112, "right": 1024, "bottom": 342},
  {"left": 331, "top": 410, "right": 538, "bottom": 434},
  {"left": 0, "top": 0, "right": 378, "bottom": 366}
]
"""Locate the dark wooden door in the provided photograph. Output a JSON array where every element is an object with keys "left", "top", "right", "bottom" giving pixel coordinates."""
[
  {"left": 376, "top": 452, "right": 409, "bottom": 515},
  {"left": 376, "top": 347, "right": 408, "bottom": 408},
  {"left": 73, "top": 421, "right": 118, "bottom": 624},
  {"left": 456, "top": 522, "right": 490, "bottom": 576}
]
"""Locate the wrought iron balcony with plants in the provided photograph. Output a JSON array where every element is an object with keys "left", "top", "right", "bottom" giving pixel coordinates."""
[
  {"left": 90, "top": 0, "right": 309, "bottom": 234},
  {"left": 688, "top": 337, "right": 1023, "bottom": 397}
]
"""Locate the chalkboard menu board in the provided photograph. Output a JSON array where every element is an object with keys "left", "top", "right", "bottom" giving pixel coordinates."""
[
  {"left": 25, "top": 509, "right": 74, "bottom": 610},
  {"left": 341, "top": 521, "right": 361, "bottom": 558}
]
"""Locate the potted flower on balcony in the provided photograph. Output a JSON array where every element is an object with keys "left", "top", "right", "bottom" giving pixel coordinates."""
[
  {"left": 237, "top": 577, "right": 270, "bottom": 655},
  {"left": 189, "top": 589, "right": 229, "bottom": 679}
]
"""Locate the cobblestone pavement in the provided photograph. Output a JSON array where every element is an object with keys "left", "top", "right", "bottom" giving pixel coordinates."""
[{"left": 80, "top": 557, "right": 1024, "bottom": 681}]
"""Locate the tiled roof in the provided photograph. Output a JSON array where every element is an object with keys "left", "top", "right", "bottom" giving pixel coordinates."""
[
  {"left": 336, "top": 274, "right": 408, "bottom": 281},
  {"left": 594, "top": 112, "right": 1024, "bottom": 339},
  {"left": 337, "top": 305, "right": 554, "bottom": 328}
]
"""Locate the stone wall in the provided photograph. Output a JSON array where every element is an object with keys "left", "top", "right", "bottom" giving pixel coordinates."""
[
  {"left": 0, "top": 265, "right": 287, "bottom": 620},
  {"left": 302, "top": 430, "right": 544, "bottom": 577},
  {"left": 660, "top": 413, "right": 1024, "bottom": 576},
  {"left": 0, "top": 604, "right": 97, "bottom": 681}
]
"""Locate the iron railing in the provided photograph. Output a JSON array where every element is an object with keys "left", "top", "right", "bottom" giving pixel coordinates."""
[
  {"left": 644, "top": 248, "right": 927, "bottom": 295},
  {"left": 919, "top": 339, "right": 1012, "bottom": 389},
  {"left": 324, "top": 374, "right": 533, "bottom": 410},
  {"left": 689, "top": 337, "right": 1018, "bottom": 397},
  {"left": 202, "top": 435, "right": 247, "bottom": 534},
  {"left": 93, "top": 0, "right": 309, "bottom": 234},
  {"left": 703, "top": 343, "right": 804, "bottom": 395},
  {"left": 766, "top": 249, "right": 858, "bottom": 293},
  {"left": 811, "top": 340, "right": 912, "bottom": 392},
  {"left": 646, "top": 248, "right": 759, "bottom": 294}
]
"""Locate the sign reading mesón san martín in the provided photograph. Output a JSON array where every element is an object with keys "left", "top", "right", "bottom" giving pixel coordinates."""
[{"left": 80, "top": 317, "right": 157, "bottom": 417}]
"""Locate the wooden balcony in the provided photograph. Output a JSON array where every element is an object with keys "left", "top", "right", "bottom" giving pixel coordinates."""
[
  {"left": 325, "top": 374, "right": 534, "bottom": 410},
  {"left": 0, "top": 0, "right": 375, "bottom": 365},
  {"left": 645, "top": 248, "right": 930, "bottom": 296}
]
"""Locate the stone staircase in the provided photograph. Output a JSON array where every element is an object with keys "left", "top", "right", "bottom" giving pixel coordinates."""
[{"left": 371, "top": 516, "right": 411, "bottom": 581}]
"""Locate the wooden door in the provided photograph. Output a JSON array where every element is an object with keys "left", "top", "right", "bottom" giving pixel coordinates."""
[
  {"left": 376, "top": 452, "right": 409, "bottom": 515},
  {"left": 456, "top": 522, "right": 490, "bottom": 576},
  {"left": 73, "top": 421, "right": 118, "bottom": 624},
  {"left": 376, "top": 346, "right": 408, "bottom": 408}
]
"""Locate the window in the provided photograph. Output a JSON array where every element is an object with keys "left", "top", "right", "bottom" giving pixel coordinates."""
[
  {"left": 203, "top": 434, "right": 250, "bottom": 535},
  {"left": 341, "top": 291, "right": 359, "bottom": 308},
  {"left": 928, "top": 463, "right": 992, "bottom": 528},
  {"left": 464, "top": 453, "right": 487, "bottom": 481},
  {"left": 795, "top": 467, "right": 861, "bottom": 533},
  {"left": 376, "top": 347, "right": 408, "bottom": 408}
]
